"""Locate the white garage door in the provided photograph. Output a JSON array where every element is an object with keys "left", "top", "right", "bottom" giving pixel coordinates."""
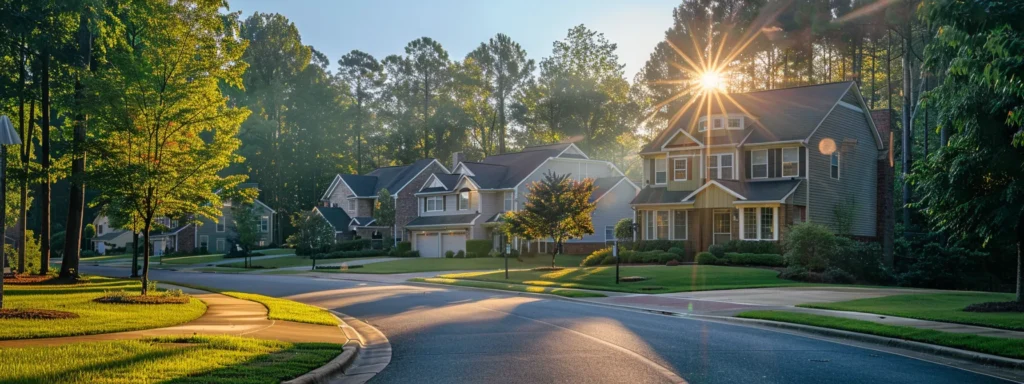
[
  {"left": 441, "top": 233, "right": 466, "bottom": 255},
  {"left": 416, "top": 233, "right": 441, "bottom": 258}
]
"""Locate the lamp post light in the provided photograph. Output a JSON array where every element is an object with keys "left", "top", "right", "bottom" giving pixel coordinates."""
[{"left": 0, "top": 115, "right": 24, "bottom": 309}]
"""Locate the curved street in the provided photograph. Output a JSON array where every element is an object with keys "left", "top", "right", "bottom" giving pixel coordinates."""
[{"left": 84, "top": 266, "right": 1015, "bottom": 384}]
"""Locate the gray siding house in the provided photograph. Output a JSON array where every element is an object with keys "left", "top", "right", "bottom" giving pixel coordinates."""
[
  {"left": 193, "top": 198, "right": 276, "bottom": 253},
  {"left": 632, "top": 81, "right": 890, "bottom": 254},
  {"left": 408, "top": 143, "right": 639, "bottom": 257}
]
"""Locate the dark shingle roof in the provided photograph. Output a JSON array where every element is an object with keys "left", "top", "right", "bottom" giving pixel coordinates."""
[
  {"left": 336, "top": 159, "right": 441, "bottom": 198},
  {"left": 339, "top": 175, "right": 378, "bottom": 197},
  {"left": 590, "top": 176, "right": 625, "bottom": 202},
  {"left": 315, "top": 207, "right": 351, "bottom": 231},
  {"left": 350, "top": 217, "right": 375, "bottom": 226},
  {"left": 405, "top": 213, "right": 480, "bottom": 227},
  {"left": 93, "top": 231, "right": 128, "bottom": 241},
  {"left": 460, "top": 162, "right": 509, "bottom": 189},
  {"left": 631, "top": 186, "right": 694, "bottom": 205},
  {"left": 643, "top": 82, "right": 855, "bottom": 152},
  {"left": 716, "top": 179, "right": 802, "bottom": 202},
  {"left": 472, "top": 143, "right": 573, "bottom": 188}
]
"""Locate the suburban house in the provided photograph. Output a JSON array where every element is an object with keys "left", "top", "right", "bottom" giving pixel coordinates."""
[
  {"left": 318, "top": 158, "right": 450, "bottom": 240},
  {"left": 632, "top": 81, "right": 892, "bottom": 254},
  {"left": 193, "top": 189, "right": 277, "bottom": 254},
  {"left": 90, "top": 215, "right": 134, "bottom": 254},
  {"left": 407, "top": 143, "right": 639, "bottom": 257}
]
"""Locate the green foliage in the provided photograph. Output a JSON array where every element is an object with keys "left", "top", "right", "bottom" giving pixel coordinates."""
[
  {"left": 696, "top": 252, "right": 719, "bottom": 265},
  {"left": 466, "top": 239, "right": 491, "bottom": 256},
  {"left": 581, "top": 248, "right": 612, "bottom": 267},
  {"left": 456, "top": 250, "right": 465, "bottom": 258},
  {"left": 312, "top": 249, "right": 386, "bottom": 260},
  {"left": 396, "top": 241, "right": 412, "bottom": 254},
  {"left": 465, "top": 252, "right": 479, "bottom": 258},
  {"left": 723, "top": 253, "right": 785, "bottom": 267},
  {"left": 467, "top": 33, "right": 536, "bottom": 154},
  {"left": 632, "top": 240, "right": 686, "bottom": 252},
  {"left": 896, "top": 239, "right": 991, "bottom": 290},
  {"left": 4, "top": 230, "right": 41, "bottom": 274},
  {"left": 444, "top": 250, "right": 455, "bottom": 258},
  {"left": 667, "top": 247, "right": 684, "bottom": 257},
  {"left": 783, "top": 222, "right": 837, "bottom": 271},
  {"left": 83, "top": 224, "right": 95, "bottom": 240},
  {"left": 504, "top": 171, "right": 597, "bottom": 263},
  {"left": 717, "top": 240, "right": 781, "bottom": 255},
  {"left": 614, "top": 218, "right": 634, "bottom": 240},
  {"left": 331, "top": 239, "right": 370, "bottom": 252},
  {"left": 373, "top": 189, "right": 396, "bottom": 229},
  {"left": 287, "top": 211, "right": 335, "bottom": 256},
  {"left": 708, "top": 244, "right": 726, "bottom": 258},
  {"left": 231, "top": 204, "right": 262, "bottom": 256}
]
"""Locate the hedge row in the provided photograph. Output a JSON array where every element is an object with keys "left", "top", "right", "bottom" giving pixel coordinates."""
[
  {"left": 580, "top": 247, "right": 685, "bottom": 266},
  {"left": 466, "top": 240, "right": 492, "bottom": 256},
  {"left": 312, "top": 249, "right": 386, "bottom": 260},
  {"left": 696, "top": 252, "right": 784, "bottom": 267}
]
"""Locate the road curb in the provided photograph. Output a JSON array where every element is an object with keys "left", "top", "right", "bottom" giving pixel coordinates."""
[
  {"left": 284, "top": 312, "right": 365, "bottom": 384},
  {"left": 693, "top": 315, "right": 1024, "bottom": 370},
  {"left": 286, "top": 310, "right": 394, "bottom": 384},
  {"left": 409, "top": 279, "right": 1024, "bottom": 372}
]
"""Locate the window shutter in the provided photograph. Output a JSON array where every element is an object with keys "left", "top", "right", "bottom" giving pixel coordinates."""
[
  {"left": 744, "top": 151, "right": 752, "bottom": 179},
  {"left": 688, "top": 158, "right": 694, "bottom": 180},
  {"left": 442, "top": 196, "right": 447, "bottom": 211},
  {"left": 775, "top": 149, "right": 783, "bottom": 177},
  {"left": 767, "top": 149, "right": 777, "bottom": 178},
  {"left": 648, "top": 158, "right": 655, "bottom": 185},
  {"left": 667, "top": 158, "right": 675, "bottom": 181},
  {"left": 422, "top": 197, "right": 426, "bottom": 212},
  {"left": 799, "top": 147, "right": 807, "bottom": 177}
]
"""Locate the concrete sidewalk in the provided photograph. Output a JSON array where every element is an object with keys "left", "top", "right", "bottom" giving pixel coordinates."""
[
  {"left": 0, "top": 285, "right": 349, "bottom": 348},
  {"left": 253, "top": 257, "right": 403, "bottom": 274}
]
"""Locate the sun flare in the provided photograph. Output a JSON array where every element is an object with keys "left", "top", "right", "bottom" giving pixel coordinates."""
[{"left": 698, "top": 71, "right": 725, "bottom": 92}]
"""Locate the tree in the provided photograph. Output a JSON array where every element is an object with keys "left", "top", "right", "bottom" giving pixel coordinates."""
[
  {"left": 912, "top": 0, "right": 1024, "bottom": 304},
  {"left": 231, "top": 204, "right": 261, "bottom": 268},
  {"left": 286, "top": 210, "right": 334, "bottom": 255},
  {"left": 467, "top": 34, "right": 535, "bottom": 154},
  {"left": 338, "top": 50, "right": 384, "bottom": 174},
  {"left": 87, "top": 0, "right": 249, "bottom": 295},
  {"left": 614, "top": 218, "right": 634, "bottom": 241},
  {"left": 373, "top": 188, "right": 396, "bottom": 246},
  {"left": 503, "top": 171, "right": 597, "bottom": 267}
]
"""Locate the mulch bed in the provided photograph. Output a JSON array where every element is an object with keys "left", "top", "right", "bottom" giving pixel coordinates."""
[
  {"left": 0, "top": 309, "right": 79, "bottom": 320},
  {"left": 3, "top": 274, "right": 58, "bottom": 285},
  {"left": 963, "top": 301, "right": 1024, "bottom": 313},
  {"left": 619, "top": 276, "right": 649, "bottom": 282},
  {"left": 531, "top": 267, "right": 565, "bottom": 271},
  {"left": 94, "top": 295, "right": 190, "bottom": 305}
]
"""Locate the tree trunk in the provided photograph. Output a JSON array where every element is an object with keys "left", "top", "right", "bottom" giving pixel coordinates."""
[
  {"left": 1018, "top": 215, "right": 1024, "bottom": 304},
  {"left": 16, "top": 34, "right": 25, "bottom": 274},
  {"left": 356, "top": 85, "right": 363, "bottom": 175},
  {"left": 1, "top": 145, "right": 7, "bottom": 307},
  {"left": 59, "top": 12, "right": 91, "bottom": 280},
  {"left": 131, "top": 231, "right": 139, "bottom": 278},
  {"left": 901, "top": 31, "right": 913, "bottom": 233},
  {"left": 498, "top": 94, "right": 506, "bottom": 154},
  {"left": 18, "top": 97, "right": 33, "bottom": 274},
  {"left": 38, "top": 50, "right": 50, "bottom": 275},
  {"left": 141, "top": 221, "right": 151, "bottom": 296},
  {"left": 551, "top": 240, "right": 559, "bottom": 268}
]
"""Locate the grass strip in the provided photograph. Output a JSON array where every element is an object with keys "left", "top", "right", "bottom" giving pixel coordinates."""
[
  {"left": 0, "top": 276, "right": 206, "bottom": 340},
  {"left": 798, "top": 292, "right": 1023, "bottom": 331},
  {"left": 0, "top": 335, "right": 343, "bottom": 384},
  {"left": 164, "top": 282, "right": 339, "bottom": 326},
  {"left": 410, "top": 277, "right": 606, "bottom": 298},
  {"left": 736, "top": 310, "right": 1024, "bottom": 360}
]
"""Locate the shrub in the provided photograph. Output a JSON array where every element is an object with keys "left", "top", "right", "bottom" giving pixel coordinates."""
[
  {"left": 720, "top": 240, "right": 781, "bottom": 255},
  {"left": 581, "top": 248, "right": 612, "bottom": 267},
  {"left": 614, "top": 218, "right": 635, "bottom": 241},
  {"left": 823, "top": 268, "right": 856, "bottom": 284},
  {"left": 396, "top": 241, "right": 412, "bottom": 254},
  {"left": 332, "top": 239, "right": 370, "bottom": 252},
  {"left": 667, "top": 247, "right": 685, "bottom": 257},
  {"left": 828, "top": 238, "right": 894, "bottom": 284},
  {"left": 666, "top": 259, "right": 680, "bottom": 266},
  {"left": 313, "top": 249, "right": 387, "bottom": 260},
  {"left": 466, "top": 240, "right": 491, "bottom": 256},
  {"left": 779, "top": 266, "right": 824, "bottom": 283},
  {"left": 465, "top": 252, "right": 479, "bottom": 258},
  {"left": 488, "top": 249, "right": 501, "bottom": 258},
  {"left": 896, "top": 241, "right": 990, "bottom": 290},
  {"left": 708, "top": 244, "right": 726, "bottom": 258},
  {"left": 3, "top": 230, "right": 42, "bottom": 274},
  {"left": 402, "top": 250, "right": 419, "bottom": 258},
  {"left": 632, "top": 240, "right": 686, "bottom": 252},
  {"left": 81, "top": 249, "right": 99, "bottom": 258},
  {"left": 600, "top": 254, "right": 617, "bottom": 265},
  {"left": 456, "top": 250, "right": 466, "bottom": 258},
  {"left": 445, "top": 250, "right": 455, "bottom": 258},
  {"left": 723, "top": 253, "right": 785, "bottom": 267},
  {"left": 696, "top": 252, "right": 719, "bottom": 265},
  {"left": 783, "top": 222, "right": 836, "bottom": 271}
]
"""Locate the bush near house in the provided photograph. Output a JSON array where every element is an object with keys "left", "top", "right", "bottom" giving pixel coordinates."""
[
  {"left": 580, "top": 248, "right": 685, "bottom": 267},
  {"left": 466, "top": 240, "right": 491, "bottom": 256},
  {"left": 332, "top": 239, "right": 371, "bottom": 252},
  {"left": 312, "top": 249, "right": 386, "bottom": 260},
  {"left": 723, "top": 253, "right": 785, "bottom": 267},
  {"left": 696, "top": 252, "right": 719, "bottom": 265},
  {"left": 445, "top": 250, "right": 455, "bottom": 258},
  {"left": 580, "top": 248, "right": 612, "bottom": 267},
  {"left": 396, "top": 241, "right": 412, "bottom": 253},
  {"left": 631, "top": 240, "right": 686, "bottom": 252}
]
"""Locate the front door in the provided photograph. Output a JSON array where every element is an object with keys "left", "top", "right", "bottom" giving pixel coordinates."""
[{"left": 713, "top": 210, "right": 732, "bottom": 244}]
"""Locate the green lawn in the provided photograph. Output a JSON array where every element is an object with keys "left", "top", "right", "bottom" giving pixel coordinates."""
[
  {"left": 800, "top": 292, "right": 1023, "bottom": 331},
  {"left": 437, "top": 265, "right": 807, "bottom": 294},
  {"left": 219, "top": 255, "right": 383, "bottom": 269},
  {"left": 220, "top": 292, "right": 339, "bottom": 326},
  {"left": 81, "top": 253, "right": 133, "bottom": 263},
  {"left": 0, "top": 335, "right": 343, "bottom": 384},
  {"left": 411, "top": 277, "right": 606, "bottom": 298},
  {"left": 0, "top": 277, "right": 207, "bottom": 340},
  {"left": 159, "top": 254, "right": 229, "bottom": 265},
  {"left": 737, "top": 310, "right": 1024, "bottom": 360},
  {"left": 332, "top": 255, "right": 585, "bottom": 274}
]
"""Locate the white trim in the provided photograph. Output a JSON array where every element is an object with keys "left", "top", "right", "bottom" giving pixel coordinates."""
[
  {"left": 556, "top": 143, "right": 590, "bottom": 159},
  {"left": 592, "top": 177, "right": 628, "bottom": 204},
  {"left": 457, "top": 191, "right": 470, "bottom": 211},
  {"left": 425, "top": 196, "right": 444, "bottom": 212},
  {"left": 849, "top": 85, "right": 886, "bottom": 150},
  {"left": 252, "top": 199, "right": 276, "bottom": 214},
  {"left": 738, "top": 206, "right": 779, "bottom": 241},
  {"left": 838, "top": 100, "right": 863, "bottom": 113},
  {"left": 682, "top": 180, "right": 747, "bottom": 201},
  {"left": 393, "top": 159, "right": 450, "bottom": 195},
  {"left": 418, "top": 174, "right": 448, "bottom": 192},
  {"left": 452, "top": 163, "right": 476, "bottom": 176},
  {"left": 513, "top": 155, "right": 630, "bottom": 194},
  {"left": 831, "top": 151, "right": 841, "bottom": 179},
  {"left": 781, "top": 147, "right": 800, "bottom": 177},
  {"left": 741, "top": 139, "right": 806, "bottom": 148},
  {"left": 671, "top": 209, "right": 689, "bottom": 240},
  {"left": 660, "top": 129, "right": 705, "bottom": 150},
  {"left": 705, "top": 152, "right": 735, "bottom": 180},
  {"left": 749, "top": 149, "right": 769, "bottom": 179},
  {"left": 320, "top": 174, "right": 343, "bottom": 201},
  {"left": 671, "top": 157, "right": 688, "bottom": 181}
]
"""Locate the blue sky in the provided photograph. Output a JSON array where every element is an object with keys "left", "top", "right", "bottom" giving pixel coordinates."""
[{"left": 229, "top": 0, "right": 681, "bottom": 81}]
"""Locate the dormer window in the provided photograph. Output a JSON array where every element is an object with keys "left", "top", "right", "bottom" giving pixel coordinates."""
[
  {"left": 458, "top": 191, "right": 470, "bottom": 210},
  {"left": 654, "top": 158, "right": 667, "bottom": 184},
  {"left": 698, "top": 120, "right": 707, "bottom": 132},
  {"left": 712, "top": 117, "right": 724, "bottom": 130},
  {"left": 782, "top": 147, "right": 800, "bottom": 177},
  {"left": 348, "top": 199, "right": 356, "bottom": 212},
  {"left": 728, "top": 117, "right": 742, "bottom": 129},
  {"left": 751, "top": 150, "right": 768, "bottom": 179},
  {"left": 698, "top": 115, "right": 744, "bottom": 131}
]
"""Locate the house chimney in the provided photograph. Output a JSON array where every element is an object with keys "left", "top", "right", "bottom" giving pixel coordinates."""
[
  {"left": 452, "top": 152, "right": 466, "bottom": 172},
  {"left": 871, "top": 109, "right": 895, "bottom": 267}
]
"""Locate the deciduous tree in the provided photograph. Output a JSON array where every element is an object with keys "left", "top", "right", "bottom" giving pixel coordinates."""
[{"left": 503, "top": 171, "right": 596, "bottom": 267}]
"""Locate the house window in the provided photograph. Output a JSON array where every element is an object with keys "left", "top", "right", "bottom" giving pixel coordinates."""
[
  {"left": 714, "top": 211, "right": 731, "bottom": 234},
  {"left": 672, "top": 158, "right": 688, "bottom": 181},
  {"left": 259, "top": 240, "right": 265, "bottom": 247},
  {"left": 698, "top": 119, "right": 707, "bottom": 132},
  {"left": 673, "top": 210, "right": 688, "bottom": 240},
  {"left": 712, "top": 117, "right": 724, "bottom": 130},
  {"left": 654, "top": 158, "right": 667, "bottom": 184},
  {"left": 458, "top": 191, "right": 470, "bottom": 210},
  {"left": 751, "top": 150, "right": 768, "bottom": 179},
  {"left": 97, "top": 225, "right": 104, "bottom": 235},
  {"left": 604, "top": 225, "right": 615, "bottom": 242},
  {"left": 741, "top": 207, "right": 778, "bottom": 240},
  {"left": 199, "top": 235, "right": 209, "bottom": 250},
  {"left": 657, "top": 211, "right": 669, "bottom": 240},
  {"left": 503, "top": 192, "right": 513, "bottom": 212},
  {"left": 707, "top": 153, "right": 734, "bottom": 180},
  {"left": 782, "top": 147, "right": 800, "bottom": 177},
  {"left": 216, "top": 238, "right": 225, "bottom": 252},
  {"left": 426, "top": 196, "right": 443, "bottom": 212},
  {"left": 348, "top": 199, "right": 356, "bottom": 212},
  {"left": 831, "top": 152, "right": 840, "bottom": 179},
  {"left": 645, "top": 211, "right": 669, "bottom": 240},
  {"left": 260, "top": 216, "right": 269, "bottom": 233},
  {"left": 216, "top": 215, "right": 225, "bottom": 232},
  {"left": 727, "top": 117, "right": 742, "bottom": 129}
]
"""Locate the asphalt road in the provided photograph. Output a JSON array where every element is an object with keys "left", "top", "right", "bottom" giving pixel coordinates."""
[{"left": 84, "top": 266, "right": 1015, "bottom": 384}]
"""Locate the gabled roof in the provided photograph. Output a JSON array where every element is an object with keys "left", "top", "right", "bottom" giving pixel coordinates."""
[
  {"left": 314, "top": 206, "right": 351, "bottom": 232},
  {"left": 631, "top": 186, "right": 695, "bottom": 205},
  {"left": 350, "top": 216, "right": 376, "bottom": 227},
  {"left": 630, "top": 179, "right": 803, "bottom": 205},
  {"left": 419, "top": 173, "right": 463, "bottom": 194},
  {"left": 324, "top": 159, "right": 449, "bottom": 200},
  {"left": 590, "top": 176, "right": 626, "bottom": 203},
  {"left": 92, "top": 230, "right": 130, "bottom": 242},
  {"left": 405, "top": 213, "right": 480, "bottom": 228},
  {"left": 150, "top": 224, "right": 191, "bottom": 237},
  {"left": 643, "top": 82, "right": 858, "bottom": 152}
]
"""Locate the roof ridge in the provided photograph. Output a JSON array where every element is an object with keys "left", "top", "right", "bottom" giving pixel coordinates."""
[{"left": 737, "top": 81, "right": 853, "bottom": 95}]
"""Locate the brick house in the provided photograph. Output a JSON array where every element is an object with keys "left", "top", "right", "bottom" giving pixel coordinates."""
[{"left": 632, "top": 81, "right": 893, "bottom": 254}]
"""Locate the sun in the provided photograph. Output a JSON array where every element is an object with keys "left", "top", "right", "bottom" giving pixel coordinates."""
[{"left": 698, "top": 71, "right": 725, "bottom": 92}]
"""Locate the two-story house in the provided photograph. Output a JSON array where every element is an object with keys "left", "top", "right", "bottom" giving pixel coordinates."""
[
  {"left": 318, "top": 158, "right": 450, "bottom": 240},
  {"left": 406, "top": 143, "right": 639, "bottom": 257},
  {"left": 632, "top": 81, "right": 891, "bottom": 254},
  {"left": 191, "top": 189, "right": 277, "bottom": 254}
]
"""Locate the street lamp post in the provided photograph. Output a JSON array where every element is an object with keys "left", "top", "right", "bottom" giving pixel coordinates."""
[{"left": 0, "top": 115, "right": 24, "bottom": 309}]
